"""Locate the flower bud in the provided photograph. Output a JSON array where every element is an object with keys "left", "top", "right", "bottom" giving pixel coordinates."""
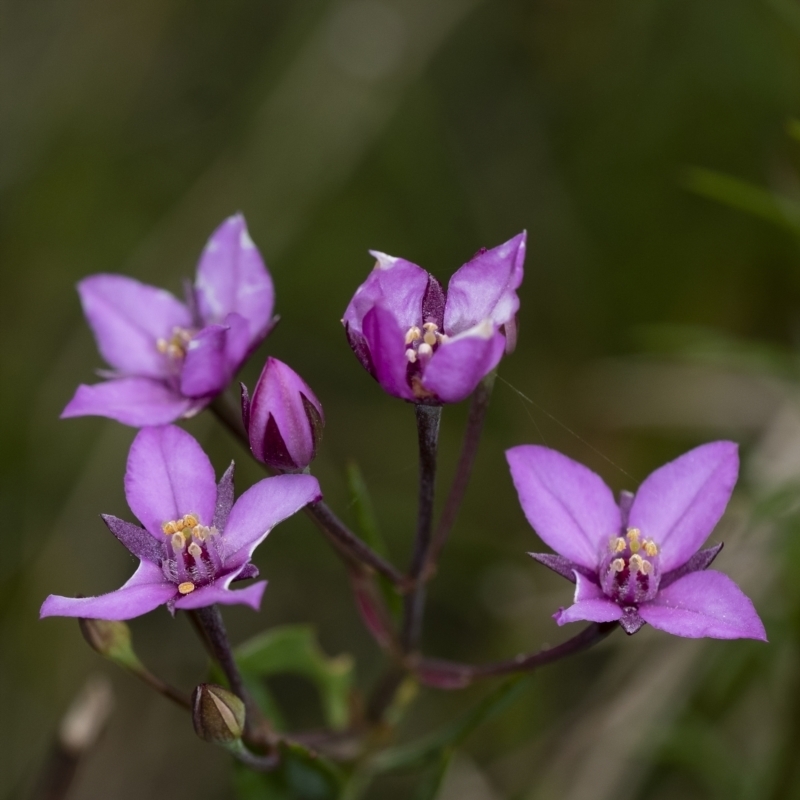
[
  {"left": 192, "top": 684, "right": 246, "bottom": 744},
  {"left": 242, "top": 357, "right": 324, "bottom": 470},
  {"left": 79, "top": 617, "right": 140, "bottom": 670}
]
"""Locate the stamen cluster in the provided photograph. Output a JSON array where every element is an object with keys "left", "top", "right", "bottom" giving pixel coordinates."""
[
  {"left": 161, "top": 513, "right": 222, "bottom": 595},
  {"left": 599, "top": 528, "right": 661, "bottom": 604}
]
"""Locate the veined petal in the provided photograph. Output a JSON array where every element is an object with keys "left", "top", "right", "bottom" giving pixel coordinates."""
[
  {"left": 639, "top": 570, "right": 766, "bottom": 640},
  {"left": 362, "top": 305, "right": 415, "bottom": 400},
  {"left": 444, "top": 232, "right": 526, "bottom": 335},
  {"left": 195, "top": 214, "right": 275, "bottom": 344},
  {"left": 125, "top": 426, "right": 217, "bottom": 538},
  {"left": 506, "top": 445, "right": 621, "bottom": 570},
  {"left": 222, "top": 474, "right": 321, "bottom": 569},
  {"left": 342, "top": 253, "right": 428, "bottom": 335},
  {"left": 78, "top": 274, "right": 191, "bottom": 378},
  {"left": 174, "top": 578, "right": 268, "bottom": 611},
  {"left": 180, "top": 324, "right": 228, "bottom": 398},
  {"left": 61, "top": 378, "right": 196, "bottom": 427},
  {"left": 554, "top": 572, "right": 623, "bottom": 625},
  {"left": 629, "top": 442, "right": 739, "bottom": 572},
  {"left": 421, "top": 321, "right": 504, "bottom": 404},
  {"left": 40, "top": 560, "right": 174, "bottom": 621},
  {"left": 101, "top": 515, "right": 165, "bottom": 564}
]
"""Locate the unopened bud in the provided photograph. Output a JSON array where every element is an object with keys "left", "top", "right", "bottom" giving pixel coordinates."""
[
  {"left": 192, "top": 684, "right": 245, "bottom": 744},
  {"left": 242, "top": 357, "right": 324, "bottom": 471},
  {"left": 79, "top": 618, "right": 140, "bottom": 670}
]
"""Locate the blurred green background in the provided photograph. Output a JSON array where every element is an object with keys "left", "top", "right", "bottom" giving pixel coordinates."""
[{"left": 3, "top": 0, "right": 800, "bottom": 797}]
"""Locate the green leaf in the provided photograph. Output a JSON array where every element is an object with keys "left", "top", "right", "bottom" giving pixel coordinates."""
[
  {"left": 683, "top": 167, "right": 800, "bottom": 234},
  {"left": 235, "top": 625, "right": 354, "bottom": 730}
]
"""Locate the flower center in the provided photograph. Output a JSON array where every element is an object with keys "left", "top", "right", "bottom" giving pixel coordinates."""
[
  {"left": 161, "top": 513, "right": 223, "bottom": 592},
  {"left": 599, "top": 527, "right": 661, "bottom": 605},
  {"left": 156, "top": 327, "right": 195, "bottom": 362},
  {"left": 404, "top": 322, "right": 448, "bottom": 364}
]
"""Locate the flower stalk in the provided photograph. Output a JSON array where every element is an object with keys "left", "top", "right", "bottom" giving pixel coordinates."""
[{"left": 401, "top": 404, "right": 443, "bottom": 652}]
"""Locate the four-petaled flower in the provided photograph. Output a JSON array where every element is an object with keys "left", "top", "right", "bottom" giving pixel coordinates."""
[
  {"left": 40, "top": 425, "right": 321, "bottom": 620},
  {"left": 62, "top": 214, "right": 276, "bottom": 427},
  {"left": 507, "top": 441, "right": 766, "bottom": 639},
  {"left": 342, "top": 233, "right": 526, "bottom": 404}
]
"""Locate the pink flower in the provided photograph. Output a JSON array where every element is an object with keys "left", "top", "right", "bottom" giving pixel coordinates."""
[{"left": 507, "top": 442, "right": 766, "bottom": 639}]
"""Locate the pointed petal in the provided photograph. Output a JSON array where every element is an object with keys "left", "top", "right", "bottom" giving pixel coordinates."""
[
  {"left": 101, "top": 514, "right": 166, "bottom": 563},
  {"left": 77, "top": 274, "right": 191, "bottom": 378},
  {"left": 235, "top": 563, "right": 260, "bottom": 581},
  {"left": 506, "top": 445, "right": 621, "bottom": 569},
  {"left": 528, "top": 552, "right": 599, "bottom": 583},
  {"left": 554, "top": 573, "right": 623, "bottom": 625},
  {"left": 342, "top": 253, "right": 428, "bottom": 335},
  {"left": 125, "top": 426, "right": 217, "bottom": 537},
  {"left": 61, "top": 378, "right": 196, "bottom": 427},
  {"left": 660, "top": 543, "right": 724, "bottom": 589},
  {"left": 195, "top": 214, "right": 275, "bottom": 344},
  {"left": 40, "top": 561, "right": 174, "bottom": 621},
  {"left": 180, "top": 324, "right": 229, "bottom": 398},
  {"left": 629, "top": 442, "right": 739, "bottom": 572},
  {"left": 222, "top": 474, "right": 321, "bottom": 569},
  {"left": 444, "top": 233, "right": 527, "bottom": 335},
  {"left": 247, "top": 358, "right": 324, "bottom": 468},
  {"left": 620, "top": 608, "right": 646, "bottom": 634},
  {"left": 639, "top": 570, "right": 766, "bottom": 640},
  {"left": 362, "top": 305, "right": 415, "bottom": 400},
  {"left": 421, "top": 321, "right": 505, "bottom": 404},
  {"left": 173, "top": 579, "right": 268, "bottom": 611},
  {"left": 214, "top": 462, "right": 236, "bottom": 531}
]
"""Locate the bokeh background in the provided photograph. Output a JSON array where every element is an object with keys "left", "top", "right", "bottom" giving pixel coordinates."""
[{"left": 3, "top": 0, "right": 800, "bottom": 797}]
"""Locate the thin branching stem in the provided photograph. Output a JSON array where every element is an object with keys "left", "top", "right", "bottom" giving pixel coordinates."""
[
  {"left": 428, "top": 373, "right": 495, "bottom": 571},
  {"left": 401, "top": 404, "right": 442, "bottom": 652},
  {"left": 414, "top": 622, "right": 617, "bottom": 689}
]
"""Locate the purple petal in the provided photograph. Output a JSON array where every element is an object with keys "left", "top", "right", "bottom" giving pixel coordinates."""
[
  {"left": 214, "top": 462, "right": 236, "bottom": 531},
  {"left": 248, "top": 358, "right": 324, "bottom": 468},
  {"left": 629, "top": 442, "right": 739, "bottom": 572},
  {"left": 77, "top": 274, "right": 191, "bottom": 378},
  {"left": 194, "top": 214, "right": 275, "bottom": 344},
  {"left": 61, "top": 378, "right": 196, "bottom": 427},
  {"left": 443, "top": 233, "right": 527, "bottom": 336},
  {"left": 222, "top": 474, "right": 322, "bottom": 570},
  {"left": 361, "top": 305, "right": 415, "bottom": 401},
  {"left": 421, "top": 321, "right": 505, "bottom": 404},
  {"left": 619, "top": 607, "right": 645, "bottom": 634},
  {"left": 421, "top": 274, "right": 446, "bottom": 327},
  {"left": 180, "top": 324, "right": 228, "bottom": 398},
  {"left": 40, "top": 561, "right": 174, "bottom": 621},
  {"left": 241, "top": 383, "right": 251, "bottom": 430},
  {"left": 342, "top": 252, "right": 428, "bottom": 335},
  {"left": 221, "top": 311, "right": 251, "bottom": 374},
  {"left": 124, "top": 425, "right": 218, "bottom": 538},
  {"left": 101, "top": 514, "right": 165, "bottom": 564},
  {"left": 235, "top": 563, "right": 260, "bottom": 581},
  {"left": 344, "top": 323, "right": 375, "bottom": 376},
  {"left": 506, "top": 445, "right": 621, "bottom": 570},
  {"left": 173, "top": 578, "right": 268, "bottom": 611},
  {"left": 660, "top": 543, "right": 724, "bottom": 589},
  {"left": 554, "top": 573, "right": 623, "bottom": 625},
  {"left": 639, "top": 570, "right": 766, "bottom": 640}
]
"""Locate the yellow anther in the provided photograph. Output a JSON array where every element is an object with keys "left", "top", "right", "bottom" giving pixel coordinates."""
[
  {"left": 405, "top": 326, "right": 422, "bottom": 345},
  {"left": 183, "top": 514, "right": 199, "bottom": 529},
  {"left": 178, "top": 582, "right": 195, "bottom": 595},
  {"left": 188, "top": 542, "right": 202, "bottom": 558},
  {"left": 629, "top": 554, "right": 644, "bottom": 573},
  {"left": 611, "top": 558, "right": 625, "bottom": 572},
  {"left": 162, "top": 520, "right": 178, "bottom": 535},
  {"left": 640, "top": 560, "right": 653, "bottom": 575},
  {"left": 418, "top": 343, "right": 433, "bottom": 358},
  {"left": 423, "top": 322, "right": 438, "bottom": 332},
  {"left": 171, "top": 533, "right": 185, "bottom": 552},
  {"left": 405, "top": 348, "right": 417, "bottom": 363},
  {"left": 610, "top": 537, "right": 627, "bottom": 553},
  {"left": 423, "top": 330, "right": 437, "bottom": 346},
  {"left": 192, "top": 525, "right": 205, "bottom": 541},
  {"left": 644, "top": 540, "right": 659, "bottom": 557}
]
